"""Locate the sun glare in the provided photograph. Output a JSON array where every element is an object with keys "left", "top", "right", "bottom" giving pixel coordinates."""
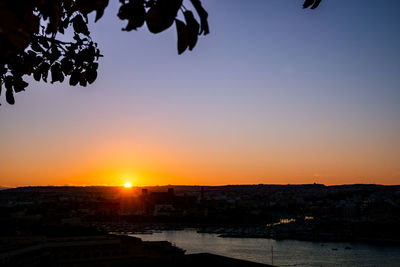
[{"left": 124, "top": 182, "right": 132, "bottom": 188}]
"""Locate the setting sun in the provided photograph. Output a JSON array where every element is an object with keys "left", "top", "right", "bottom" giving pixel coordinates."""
[{"left": 124, "top": 182, "right": 132, "bottom": 188}]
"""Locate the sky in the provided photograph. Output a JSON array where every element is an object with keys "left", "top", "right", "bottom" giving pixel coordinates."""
[{"left": 1, "top": 0, "right": 399, "bottom": 187}]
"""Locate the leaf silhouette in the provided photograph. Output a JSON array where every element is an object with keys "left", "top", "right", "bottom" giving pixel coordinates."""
[
  {"left": 31, "top": 40, "right": 43, "bottom": 52},
  {"left": 86, "top": 67, "right": 98, "bottom": 84},
  {"left": 5, "top": 88, "right": 15, "bottom": 105},
  {"left": 303, "top": 0, "right": 314, "bottom": 9},
  {"left": 69, "top": 70, "right": 81, "bottom": 86},
  {"left": 61, "top": 58, "right": 74, "bottom": 75},
  {"left": 118, "top": 0, "right": 146, "bottom": 31},
  {"left": 175, "top": 19, "right": 189, "bottom": 55},
  {"left": 51, "top": 63, "right": 64, "bottom": 83},
  {"left": 95, "top": 0, "right": 109, "bottom": 22},
  {"left": 184, "top": 11, "right": 200, "bottom": 51},
  {"left": 190, "top": 0, "right": 209, "bottom": 35},
  {"left": 146, "top": 0, "right": 182, "bottom": 34},
  {"left": 13, "top": 78, "right": 28, "bottom": 93},
  {"left": 311, "top": 0, "right": 322, "bottom": 9},
  {"left": 303, "top": 0, "right": 322, "bottom": 9},
  {"left": 79, "top": 74, "right": 87, "bottom": 87},
  {"left": 33, "top": 69, "right": 41, "bottom": 82},
  {"left": 73, "top": 15, "right": 89, "bottom": 35}
]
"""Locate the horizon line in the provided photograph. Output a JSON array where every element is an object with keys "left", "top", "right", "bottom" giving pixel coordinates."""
[{"left": 2, "top": 183, "right": 400, "bottom": 189}]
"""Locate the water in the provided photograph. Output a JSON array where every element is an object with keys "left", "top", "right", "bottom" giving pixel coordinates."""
[{"left": 131, "top": 229, "right": 400, "bottom": 267}]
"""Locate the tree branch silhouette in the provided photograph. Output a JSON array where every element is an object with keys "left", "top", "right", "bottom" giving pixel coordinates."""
[{"left": 0, "top": 0, "right": 321, "bottom": 105}]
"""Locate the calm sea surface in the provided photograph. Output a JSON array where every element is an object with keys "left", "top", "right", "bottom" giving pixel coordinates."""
[{"left": 131, "top": 229, "right": 400, "bottom": 267}]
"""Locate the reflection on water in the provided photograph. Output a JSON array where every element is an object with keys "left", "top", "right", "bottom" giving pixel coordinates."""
[
  {"left": 267, "top": 218, "right": 297, "bottom": 227},
  {"left": 131, "top": 229, "right": 400, "bottom": 267}
]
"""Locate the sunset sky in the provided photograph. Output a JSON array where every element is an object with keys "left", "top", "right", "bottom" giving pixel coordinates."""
[{"left": 1, "top": 0, "right": 399, "bottom": 187}]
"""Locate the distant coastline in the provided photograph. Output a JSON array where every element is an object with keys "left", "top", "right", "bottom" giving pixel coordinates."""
[
  {"left": 4, "top": 183, "right": 400, "bottom": 188},
  {"left": 2, "top": 184, "right": 400, "bottom": 245}
]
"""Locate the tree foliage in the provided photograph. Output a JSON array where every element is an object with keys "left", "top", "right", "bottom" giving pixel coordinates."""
[{"left": 0, "top": 0, "right": 321, "bottom": 105}]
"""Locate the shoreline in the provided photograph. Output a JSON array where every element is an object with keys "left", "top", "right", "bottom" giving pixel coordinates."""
[{"left": 97, "top": 222, "right": 400, "bottom": 246}]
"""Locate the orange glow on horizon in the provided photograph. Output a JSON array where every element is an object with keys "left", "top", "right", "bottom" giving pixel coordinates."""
[{"left": 0, "top": 130, "right": 399, "bottom": 187}]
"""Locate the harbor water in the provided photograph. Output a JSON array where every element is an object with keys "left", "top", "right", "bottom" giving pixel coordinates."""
[{"left": 131, "top": 229, "right": 400, "bottom": 267}]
